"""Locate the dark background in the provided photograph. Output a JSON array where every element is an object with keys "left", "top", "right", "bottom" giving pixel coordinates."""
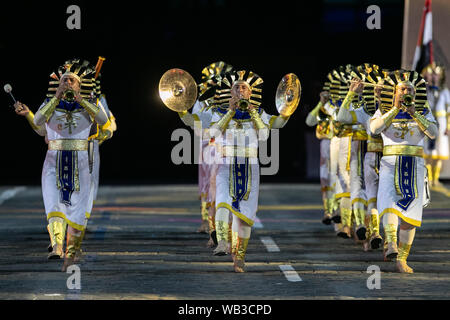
[{"left": 0, "top": 0, "right": 404, "bottom": 185}]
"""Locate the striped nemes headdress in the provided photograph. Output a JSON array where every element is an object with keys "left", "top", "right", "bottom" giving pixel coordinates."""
[
  {"left": 357, "top": 63, "right": 388, "bottom": 116},
  {"left": 327, "top": 66, "right": 348, "bottom": 103},
  {"left": 379, "top": 69, "right": 428, "bottom": 114},
  {"left": 198, "top": 61, "right": 234, "bottom": 102},
  {"left": 47, "top": 59, "right": 99, "bottom": 100},
  {"left": 214, "top": 70, "right": 263, "bottom": 107}
]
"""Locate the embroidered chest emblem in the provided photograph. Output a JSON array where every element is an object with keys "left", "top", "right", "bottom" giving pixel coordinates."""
[
  {"left": 56, "top": 111, "right": 81, "bottom": 134},
  {"left": 394, "top": 121, "right": 411, "bottom": 139}
]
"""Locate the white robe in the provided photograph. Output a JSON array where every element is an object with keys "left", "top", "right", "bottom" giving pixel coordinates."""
[
  {"left": 371, "top": 109, "right": 436, "bottom": 227},
  {"left": 39, "top": 102, "right": 94, "bottom": 231}
]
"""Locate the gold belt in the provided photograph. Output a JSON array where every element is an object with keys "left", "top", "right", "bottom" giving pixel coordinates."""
[
  {"left": 352, "top": 130, "right": 368, "bottom": 141},
  {"left": 383, "top": 145, "right": 423, "bottom": 158},
  {"left": 220, "top": 146, "right": 258, "bottom": 158},
  {"left": 367, "top": 142, "right": 383, "bottom": 152},
  {"left": 48, "top": 139, "right": 88, "bottom": 151}
]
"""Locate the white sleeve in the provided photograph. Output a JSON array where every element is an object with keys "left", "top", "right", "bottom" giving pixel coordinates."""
[{"left": 369, "top": 108, "right": 384, "bottom": 135}]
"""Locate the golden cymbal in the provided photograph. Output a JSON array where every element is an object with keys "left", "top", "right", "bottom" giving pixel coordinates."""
[
  {"left": 275, "top": 73, "right": 301, "bottom": 117},
  {"left": 159, "top": 68, "right": 198, "bottom": 112}
]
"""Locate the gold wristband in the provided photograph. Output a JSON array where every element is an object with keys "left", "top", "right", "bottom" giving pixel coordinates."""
[
  {"left": 216, "top": 109, "right": 235, "bottom": 131},
  {"left": 249, "top": 108, "right": 267, "bottom": 130},
  {"left": 381, "top": 106, "right": 400, "bottom": 128},
  {"left": 342, "top": 91, "right": 357, "bottom": 110},
  {"left": 39, "top": 96, "right": 60, "bottom": 121},
  {"left": 25, "top": 111, "right": 41, "bottom": 132},
  {"left": 311, "top": 102, "right": 322, "bottom": 116},
  {"left": 80, "top": 99, "right": 100, "bottom": 118},
  {"left": 412, "top": 111, "right": 431, "bottom": 132}
]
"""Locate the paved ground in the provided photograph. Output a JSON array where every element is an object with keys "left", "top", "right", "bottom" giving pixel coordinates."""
[{"left": 1, "top": 183, "right": 450, "bottom": 300}]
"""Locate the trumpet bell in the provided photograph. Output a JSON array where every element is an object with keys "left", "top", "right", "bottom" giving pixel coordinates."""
[
  {"left": 62, "top": 89, "right": 76, "bottom": 102},
  {"left": 238, "top": 99, "right": 249, "bottom": 111},
  {"left": 275, "top": 73, "right": 301, "bottom": 117},
  {"left": 159, "top": 68, "right": 198, "bottom": 112}
]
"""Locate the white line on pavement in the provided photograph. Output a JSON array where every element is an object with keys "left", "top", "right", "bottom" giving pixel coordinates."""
[
  {"left": 260, "top": 236, "right": 280, "bottom": 252},
  {"left": 0, "top": 187, "right": 26, "bottom": 205},
  {"left": 279, "top": 265, "right": 302, "bottom": 282}
]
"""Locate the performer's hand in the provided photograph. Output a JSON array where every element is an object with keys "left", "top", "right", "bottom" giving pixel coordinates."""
[
  {"left": 406, "top": 104, "right": 416, "bottom": 116},
  {"left": 349, "top": 78, "right": 364, "bottom": 94},
  {"left": 228, "top": 97, "right": 238, "bottom": 111},
  {"left": 75, "top": 92, "right": 83, "bottom": 103},
  {"left": 14, "top": 101, "right": 30, "bottom": 116},
  {"left": 247, "top": 104, "right": 257, "bottom": 111},
  {"left": 55, "top": 83, "right": 68, "bottom": 99},
  {"left": 319, "top": 91, "right": 330, "bottom": 104}
]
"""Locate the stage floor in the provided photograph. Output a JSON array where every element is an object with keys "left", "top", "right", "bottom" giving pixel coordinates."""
[{"left": 1, "top": 183, "right": 450, "bottom": 300}]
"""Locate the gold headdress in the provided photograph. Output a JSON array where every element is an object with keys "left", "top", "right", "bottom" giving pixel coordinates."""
[
  {"left": 327, "top": 68, "right": 343, "bottom": 103},
  {"left": 198, "top": 61, "right": 234, "bottom": 102},
  {"left": 421, "top": 62, "right": 446, "bottom": 87},
  {"left": 379, "top": 69, "right": 428, "bottom": 114},
  {"left": 214, "top": 70, "right": 263, "bottom": 107},
  {"left": 47, "top": 59, "right": 97, "bottom": 100}
]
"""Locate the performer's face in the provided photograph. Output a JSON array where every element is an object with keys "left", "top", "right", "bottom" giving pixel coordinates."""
[
  {"left": 432, "top": 71, "right": 442, "bottom": 87},
  {"left": 61, "top": 75, "right": 80, "bottom": 92},
  {"left": 423, "top": 71, "right": 433, "bottom": 85},
  {"left": 231, "top": 82, "right": 252, "bottom": 100},
  {"left": 394, "top": 83, "right": 415, "bottom": 106}
]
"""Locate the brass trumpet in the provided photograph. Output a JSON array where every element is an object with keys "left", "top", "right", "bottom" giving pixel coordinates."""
[
  {"left": 238, "top": 99, "right": 250, "bottom": 111},
  {"left": 62, "top": 89, "right": 76, "bottom": 102},
  {"left": 403, "top": 94, "right": 413, "bottom": 106},
  {"left": 398, "top": 94, "right": 414, "bottom": 112}
]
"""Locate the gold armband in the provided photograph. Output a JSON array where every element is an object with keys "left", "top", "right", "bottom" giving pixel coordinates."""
[
  {"left": 249, "top": 107, "right": 267, "bottom": 130},
  {"left": 310, "top": 102, "right": 322, "bottom": 117},
  {"left": 39, "top": 96, "right": 59, "bottom": 121},
  {"left": 341, "top": 91, "right": 357, "bottom": 110},
  {"left": 412, "top": 111, "right": 432, "bottom": 133},
  {"left": 178, "top": 110, "right": 188, "bottom": 117},
  {"left": 25, "top": 111, "right": 41, "bottom": 132},
  {"left": 79, "top": 99, "right": 100, "bottom": 118},
  {"left": 215, "top": 109, "right": 236, "bottom": 131},
  {"left": 381, "top": 106, "right": 400, "bottom": 128}
]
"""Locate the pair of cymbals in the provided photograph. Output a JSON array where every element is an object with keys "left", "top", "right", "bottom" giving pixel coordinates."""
[{"left": 159, "top": 68, "right": 301, "bottom": 116}]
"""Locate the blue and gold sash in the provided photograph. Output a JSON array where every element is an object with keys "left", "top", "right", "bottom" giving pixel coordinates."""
[
  {"left": 229, "top": 157, "right": 252, "bottom": 212},
  {"left": 395, "top": 156, "right": 418, "bottom": 211},
  {"left": 56, "top": 150, "right": 80, "bottom": 206}
]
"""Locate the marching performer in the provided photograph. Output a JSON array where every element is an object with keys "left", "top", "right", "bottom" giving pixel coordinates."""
[
  {"left": 30, "top": 59, "right": 109, "bottom": 270},
  {"left": 336, "top": 64, "right": 385, "bottom": 250},
  {"left": 163, "top": 69, "right": 299, "bottom": 272},
  {"left": 305, "top": 84, "right": 334, "bottom": 225},
  {"left": 421, "top": 63, "right": 450, "bottom": 189},
  {"left": 327, "top": 68, "right": 354, "bottom": 238},
  {"left": 208, "top": 70, "right": 295, "bottom": 272},
  {"left": 369, "top": 69, "right": 437, "bottom": 273},
  {"left": 192, "top": 62, "right": 234, "bottom": 236}
]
